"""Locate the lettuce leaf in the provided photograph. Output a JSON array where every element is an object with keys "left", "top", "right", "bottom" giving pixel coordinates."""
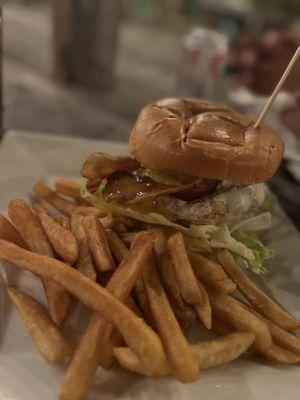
[
  {"left": 230, "top": 212, "right": 272, "bottom": 233},
  {"left": 210, "top": 225, "right": 255, "bottom": 261},
  {"left": 260, "top": 192, "right": 277, "bottom": 212},
  {"left": 233, "top": 231, "right": 275, "bottom": 274}
]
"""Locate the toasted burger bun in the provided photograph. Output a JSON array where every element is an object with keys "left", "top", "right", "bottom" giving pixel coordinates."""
[{"left": 129, "top": 97, "right": 284, "bottom": 185}]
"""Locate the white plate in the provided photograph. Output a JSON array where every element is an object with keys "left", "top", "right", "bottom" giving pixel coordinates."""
[{"left": 0, "top": 130, "right": 299, "bottom": 400}]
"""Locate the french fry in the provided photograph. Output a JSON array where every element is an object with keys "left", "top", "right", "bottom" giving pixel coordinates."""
[
  {"left": 133, "top": 276, "right": 156, "bottom": 327},
  {"left": 159, "top": 253, "right": 197, "bottom": 326},
  {"left": 218, "top": 249, "right": 300, "bottom": 330},
  {"left": 0, "top": 239, "right": 166, "bottom": 381},
  {"left": 182, "top": 234, "right": 211, "bottom": 253},
  {"left": 106, "top": 229, "right": 129, "bottom": 263},
  {"left": 209, "top": 292, "right": 273, "bottom": 352},
  {"left": 194, "top": 280, "right": 212, "bottom": 329},
  {"left": 261, "top": 344, "right": 300, "bottom": 364},
  {"left": 34, "top": 182, "right": 77, "bottom": 215},
  {"left": 0, "top": 214, "right": 26, "bottom": 247},
  {"left": 189, "top": 252, "right": 227, "bottom": 281},
  {"left": 147, "top": 227, "right": 166, "bottom": 257},
  {"left": 35, "top": 205, "right": 78, "bottom": 265},
  {"left": 149, "top": 228, "right": 197, "bottom": 326},
  {"left": 114, "top": 332, "right": 255, "bottom": 376},
  {"left": 55, "top": 178, "right": 83, "bottom": 201},
  {"left": 98, "top": 329, "right": 124, "bottom": 369},
  {"left": 168, "top": 232, "right": 203, "bottom": 307},
  {"left": 8, "top": 200, "right": 72, "bottom": 326},
  {"left": 142, "top": 255, "right": 199, "bottom": 383},
  {"left": 59, "top": 216, "right": 71, "bottom": 231},
  {"left": 7, "top": 287, "right": 71, "bottom": 364},
  {"left": 98, "top": 296, "right": 141, "bottom": 370},
  {"left": 70, "top": 213, "right": 97, "bottom": 281},
  {"left": 9, "top": 200, "right": 54, "bottom": 256},
  {"left": 255, "top": 313, "right": 300, "bottom": 355},
  {"left": 82, "top": 216, "right": 115, "bottom": 272},
  {"left": 189, "top": 252, "right": 236, "bottom": 294},
  {"left": 59, "top": 232, "right": 164, "bottom": 400}
]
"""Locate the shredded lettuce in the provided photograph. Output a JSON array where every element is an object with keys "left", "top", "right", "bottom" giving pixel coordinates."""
[
  {"left": 80, "top": 178, "right": 89, "bottom": 198},
  {"left": 231, "top": 212, "right": 272, "bottom": 233},
  {"left": 210, "top": 225, "right": 255, "bottom": 261},
  {"left": 233, "top": 231, "right": 275, "bottom": 274}
]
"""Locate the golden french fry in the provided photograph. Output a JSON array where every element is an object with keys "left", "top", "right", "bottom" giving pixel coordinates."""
[
  {"left": 255, "top": 313, "right": 300, "bottom": 355},
  {"left": 106, "top": 229, "right": 128, "bottom": 263},
  {"left": 218, "top": 249, "right": 300, "bottom": 330},
  {"left": 189, "top": 252, "right": 227, "bottom": 281},
  {"left": 159, "top": 253, "right": 197, "bottom": 325},
  {"left": 209, "top": 292, "right": 273, "bottom": 352},
  {"left": 8, "top": 199, "right": 71, "bottom": 326},
  {"left": 133, "top": 276, "right": 156, "bottom": 327},
  {"left": 182, "top": 234, "right": 211, "bottom": 253},
  {"left": 9, "top": 200, "right": 54, "bottom": 256},
  {"left": 147, "top": 227, "right": 166, "bottom": 257},
  {"left": 142, "top": 255, "right": 199, "bottom": 383},
  {"left": 34, "top": 182, "right": 77, "bottom": 215},
  {"left": 168, "top": 232, "right": 203, "bottom": 306},
  {"left": 148, "top": 228, "right": 197, "bottom": 327},
  {"left": 55, "top": 178, "right": 82, "bottom": 200},
  {"left": 189, "top": 252, "right": 236, "bottom": 294},
  {"left": 82, "top": 216, "right": 115, "bottom": 272},
  {"left": 262, "top": 344, "right": 300, "bottom": 364},
  {"left": 70, "top": 213, "right": 97, "bottom": 281},
  {"left": 0, "top": 239, "right": 165, "bottom": 380},
  {"left": 98, "top": 296, "right": 141, "bottom": 370},
  {"left": 58, "top": 216, "right": 71, "bottom": 231},
  {"left": 211, "top": 278, "right": 237, "bottom": 295},
  {"left": 35, "top": 205, "right": 78, "bottom": 265},
  {"left": 194, "top": 280, "right": 212, "bottom": 329},
  {"left": 59, "top": 232, "right": 164, "bottom": 400},
  {"left": 7, "top": 287, "right": 71, "bottom": 364},
  {"left": 114, "top": 332, "right": 255, "bottom": 376},
  {"left": 98, "top": 329, "right": 124, "bottom": 369},
  {"left": 0, "top": 214, "right": 26, "bottom": 247}
]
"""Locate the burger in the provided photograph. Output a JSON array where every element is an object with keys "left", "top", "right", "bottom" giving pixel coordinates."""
[{"left": 81, "top": 98, "right": 284, "bottom": 274}]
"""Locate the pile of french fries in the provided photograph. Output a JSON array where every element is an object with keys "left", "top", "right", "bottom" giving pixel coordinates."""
[{"left": 0, "top": 178, "right": 299, "bottom": 400}]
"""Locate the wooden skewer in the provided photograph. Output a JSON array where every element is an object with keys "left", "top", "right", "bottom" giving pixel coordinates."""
[{"left": 253, "top": 46, "right": 300, "bottom": 129}]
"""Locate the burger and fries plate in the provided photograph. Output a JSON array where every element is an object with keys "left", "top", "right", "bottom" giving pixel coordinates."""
[{"left": 0, "top": 130, "right": 299, "bottom": 400}]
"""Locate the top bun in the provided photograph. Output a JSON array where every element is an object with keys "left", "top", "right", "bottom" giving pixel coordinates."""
[{"left": 129, "top": 97, "right": 284, "bottom": 184}]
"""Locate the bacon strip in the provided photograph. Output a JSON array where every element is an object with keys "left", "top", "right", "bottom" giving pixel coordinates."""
[{"left": 81, "top": 153, "right": 140, "bottom": 180}]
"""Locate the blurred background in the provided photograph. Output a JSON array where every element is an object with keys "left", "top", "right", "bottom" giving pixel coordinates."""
[{"left": 0, "top": 0, "right": 300, "bottom": 226}]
